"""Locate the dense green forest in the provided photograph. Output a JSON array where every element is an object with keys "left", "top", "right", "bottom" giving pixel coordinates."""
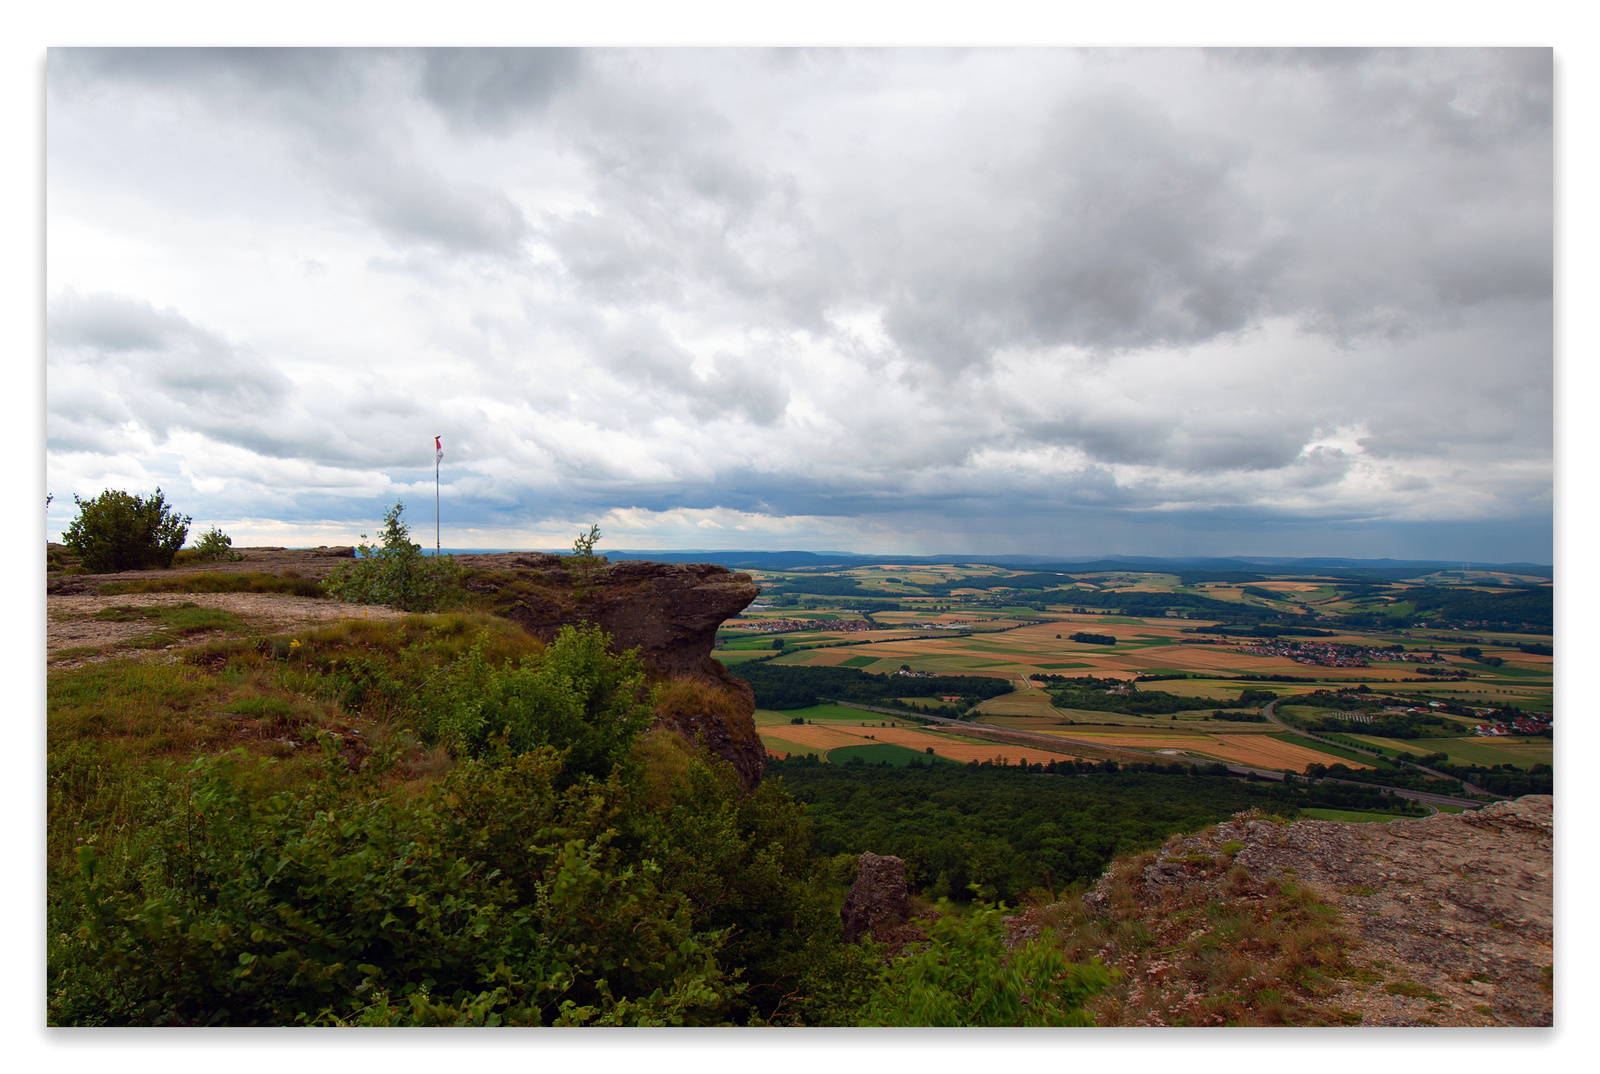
[
  {"left": 735, "top": 662, "right": 1015, "bottom": 710},
  {"left": 772, "top": 758, "right": 1421, "bottom": 902}
]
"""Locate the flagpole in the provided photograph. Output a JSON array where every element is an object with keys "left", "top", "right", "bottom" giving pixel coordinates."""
[{"left": 434, "top": 436, "right": 441, "bottom": 556}]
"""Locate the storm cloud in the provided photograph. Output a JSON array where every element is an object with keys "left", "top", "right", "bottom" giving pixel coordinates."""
[{"left": 46, "top": 48, "right": 1552, "bottom": 559}]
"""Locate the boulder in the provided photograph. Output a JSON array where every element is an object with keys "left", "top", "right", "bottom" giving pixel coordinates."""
[{"left": 841, "top": 852, "right": 913, "bottom": 943}]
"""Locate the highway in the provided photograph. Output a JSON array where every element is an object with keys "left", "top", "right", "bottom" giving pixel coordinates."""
[{"left": 1260, "top": 700, "right": 1487, "bottom": 797}]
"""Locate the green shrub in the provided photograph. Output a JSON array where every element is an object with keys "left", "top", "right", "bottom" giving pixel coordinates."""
[
  {"left": 54, "top": 745, "right": 736, "bottom": 1026},
  {"left": 62, "top": 488, "right": 190, "bottom": 572},
  {"left": 325, "top": 502, "right": 464, "bottom": 612},
  {"left": 421, "top": 624, "right": 652, "bottom": 783},
  {"left": 860, "top": 898, "right": 1112, "bottom": 1026},
  {"left": 192, "top": 526, "right": 242, "bottom": 562}
]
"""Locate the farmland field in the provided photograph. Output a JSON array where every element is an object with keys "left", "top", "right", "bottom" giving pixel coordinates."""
[
  {"left": 1347, "top": 733, "right": 1553, "bottom": 770},
  {"left": 1298, "top": 808, "right": 1407, "bottom": 823},
  {"left": 754, "top": 705, "right": 1089, "bottom": 765},
  {"left": 720, "top": 560, "right": 1550, "bottom": 782}
]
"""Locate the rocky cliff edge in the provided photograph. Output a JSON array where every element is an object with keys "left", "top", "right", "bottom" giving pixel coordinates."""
[{"left": 457, "top": 553, "right": 766, "bottom": 789}]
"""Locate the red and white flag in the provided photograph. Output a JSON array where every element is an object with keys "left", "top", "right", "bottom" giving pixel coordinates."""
[{"left": 435, "top": 435, "right": 443, "bottom": 461}]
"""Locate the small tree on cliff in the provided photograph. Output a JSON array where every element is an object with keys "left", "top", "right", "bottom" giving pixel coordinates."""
[
  {"left": 325, "top": 501, "right": 463, "bottom": 611},
  {"left": 569, "top": 523, "right": 603, "bottom": 593}
]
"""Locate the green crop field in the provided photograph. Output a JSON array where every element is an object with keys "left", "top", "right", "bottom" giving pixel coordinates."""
[
  {"left": 1297, "top": 808, "right": 1406, "bottom": 824},
  {"left": 763, "top": 703, "right": 918, "bottom": 724},
  {"left": 1408, "top": 736, "right": 1553, "bottom": 770},
  {"left": 713, "top": 650, "right": 777, "bottom": 666},
  {"left": 757, "top": 734, "right": 822, "bottom": 759}
]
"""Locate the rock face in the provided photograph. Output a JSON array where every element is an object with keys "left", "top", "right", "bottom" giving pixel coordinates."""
[
  {"left": 457, "top": 553, "right": 766, "bottom": 789},
  {"left": 1079, "top": 796, "right": 1553, "bottom": 1026},
  {"left": 458, "top": 555, "right": 758, "bottom": 678},
  {"left": 841, "top": 853, "right": 914, "bottom": 944}
]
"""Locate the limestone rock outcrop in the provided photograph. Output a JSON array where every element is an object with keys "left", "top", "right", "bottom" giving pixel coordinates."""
[
  {"left": 458, "top": 556, "right": 758, "bottom": 679},
  {"left": 1071, "top": 796, "right": 1553, "bottom": 1026},
  {"left": 841, "top": 852, "right": 915, "bottom": 944},
  {"left": 457, "top": 554, "right": 766, "bottom": 789}
]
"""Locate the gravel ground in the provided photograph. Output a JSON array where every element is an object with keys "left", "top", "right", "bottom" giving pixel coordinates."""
[{"left": 47, "top": 592, "right": 408, "bottom": 667}]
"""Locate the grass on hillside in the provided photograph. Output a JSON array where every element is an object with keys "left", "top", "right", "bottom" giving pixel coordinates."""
[{"left": 48, "top": 610, "right": 541, "bottom": 875}]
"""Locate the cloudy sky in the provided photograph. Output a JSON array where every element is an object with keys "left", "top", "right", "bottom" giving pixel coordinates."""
[{"left": 45, "top": 47, "right": 1553, "bottom": 561}]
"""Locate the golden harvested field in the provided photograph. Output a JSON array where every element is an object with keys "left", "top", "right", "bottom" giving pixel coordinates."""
[
  {"left": 1209, "top": 734, "right": 1370, "bottom": 771},
  {"left": 756, "top": 723, "right": 865, "bottom": 751},
  {"left": 755, "top": 720, "right": 1086, "bottom": 765},
  {"left": 1022, "top": 728, "right": 1368, "bottom": 772}
]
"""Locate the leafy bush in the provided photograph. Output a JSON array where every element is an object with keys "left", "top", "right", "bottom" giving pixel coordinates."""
[
  {"left": 861, "top": 899, "right": 1111, "bottom": 1026},
  {"left": 192, "top": 526, "right": 242, "bottom": 562},
  {"left": 420, "top": 624, "right": 653, "bottom": 782},
  {"left": 55, "top": 745, "right": 736, "bottom": 1026},
  {"left": 325, "top": 502, "right": 464, "bottom": 611},
  {"left": 62, "top": 488, "right": 190, "bottom": 572}
]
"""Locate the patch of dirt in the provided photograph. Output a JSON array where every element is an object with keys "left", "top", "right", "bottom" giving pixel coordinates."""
[
  {"left": 1077, "top": 796, "right": 1553, "bottom": 1026},
  {"left": 48, "top": 592, "right": 408, "bottom": 668}
]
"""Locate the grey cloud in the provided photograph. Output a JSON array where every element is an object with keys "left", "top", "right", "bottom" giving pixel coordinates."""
[
  {"left": 689, "top": 355, "right": 789, "bottom": 426},
  {"left": 419, "top": 48, "right": 584, "bottom": 131},
  {"left": 47, "top": 293, "right": 434, "bottom": 471},
  {"left": 356, "top": 165, "right": 529, "bottom": 255},
  {"left": 49, "top": 291, "right": 290, "bottom": 409},
  {"left": 51, "top": 48, "right": 533, "bottom": 258},
  {"left": 1283, "top": 446, "right": 1353, "bottom": 488},
  {"left": 593, "top": 321, "right": 790, "bottom": 426},
  {"left": 939, "top": 92, "right": 1281, "bottom": 357},
  {"left": 48, "top": 47, "right": 367, "bottom": 103},
  {"left": 1020, "top": 410, "right": 1312, "bottom": 474}
]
